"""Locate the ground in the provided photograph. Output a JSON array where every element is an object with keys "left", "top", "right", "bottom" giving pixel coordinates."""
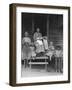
[{"left": 21, "top": 64, "right": 63, "bottom": 77}]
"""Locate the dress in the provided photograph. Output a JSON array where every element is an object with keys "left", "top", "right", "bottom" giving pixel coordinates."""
[
  {"left": 30, "top": 46, "right": 36, "bottom": 58},
  {"left": 45, "top": 45, "right": 55, "bottom": 60},
  {"left": 33, "top": 32, "right": 42, "bottom": 41},
  {"left": 43, "top": 37, "right": 48, "bottom": 50},
  {"left": 33, "top": 32, "right": 45, "bottom": 53},
  {"left": 55, "top": 50, "right": 63, "bottom": 58},
  {"left": 34, "top": 37, "right": 45, "bottom": 53},
  {"left": 21, "top": 37, "right": 32, "bottom": 60}
]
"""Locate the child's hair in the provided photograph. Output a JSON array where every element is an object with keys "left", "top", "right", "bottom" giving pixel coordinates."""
[{"left": 55, "top": 46, "right": 62, "bottom": 50}]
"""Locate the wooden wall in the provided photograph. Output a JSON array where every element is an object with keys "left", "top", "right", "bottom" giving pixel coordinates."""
[
  {"left": 48, "top": 15, "right": 63, "bottom": 48},
  {"left": 22, "top": 13, "right": 63, "bottom": 48}
]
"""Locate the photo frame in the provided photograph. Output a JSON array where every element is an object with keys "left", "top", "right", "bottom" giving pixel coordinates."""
[{"left": 9, "top": 3, "right": 70, "bottom": 86}]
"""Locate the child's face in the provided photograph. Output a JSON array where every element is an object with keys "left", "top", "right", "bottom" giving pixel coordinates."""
[
  {"left": 36, "top": 28, "right": 40, "bottom": 33},
  {"left": 56, "top": 46, "right": 61, "bottom": 50},
  {"left": 50, "top": 42, "right": 53, "bottom": 45},
  {"left": 57, "top": 47, "right": 61, "bottom": 50},
  {"left": 25, "top": 32, "right": 28, "bottom": 37},
  {"left": 30, "top": 46, "right": 35, "bottom": 51}
]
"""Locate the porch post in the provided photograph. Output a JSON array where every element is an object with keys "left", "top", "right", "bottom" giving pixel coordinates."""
[
  {"left": 47, "top": 15, "right": 49, "bottom": 42},
  {"left": 32, "top": 14, "right": 34, "bottom": 34}
]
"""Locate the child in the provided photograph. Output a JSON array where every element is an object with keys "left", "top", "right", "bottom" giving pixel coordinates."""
[
  {"left": 33, "top": 28, "right": 45, "bottom": 53},
  {"left": 48, "top": 41, "right": 55, "bottom": 51},
  {"left": 33, "top": 28, "right": 42, "bottom": 41},
  {"left": 45, "top": 41, "right": 55, "bottom": 61},
  {"left": 30, "top": 45, "right": 36, "bottom": 59},
  {"left": 34, "top": 37, "right": 45, "bottom": 54},
  {"left": 43, "top": 36, "right": 48, "bottom": 51},
  {"left": 22, "top": 32, "right": 32, "bottom": 68},
  {"left": 54, "top": 46, "right": 63, "bottom": 73}
]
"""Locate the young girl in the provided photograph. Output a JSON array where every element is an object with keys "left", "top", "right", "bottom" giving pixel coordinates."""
[
  {"left": 33, "top": 28, "right": 42, "bottom": 41},
  {"left": 33, "top": 28, "right": 45, "bottom": 53},
  {"left": 22, "top": 32, "right": 32, "bottom": 68},
  {"left": 30, "top": 45, "right": 36, "bottom": 59}
]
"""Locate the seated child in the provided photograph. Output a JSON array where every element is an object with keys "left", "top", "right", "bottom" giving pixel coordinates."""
[
  {"left": 34, "top": 37, "right": 45, "bottom": 54},
  {"left": 54, "top": 46, "right": 63, "bottom": 73},
  {"left": 30, "top": 45, "right": 36, "bottom": 59},
  {"left": 48, "top": 41, "right": 55, "bottom": 50}
]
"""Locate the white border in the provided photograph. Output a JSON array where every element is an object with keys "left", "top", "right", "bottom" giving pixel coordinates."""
[{"left": 16, "top": 7, "right": 68, "bottom": 83}]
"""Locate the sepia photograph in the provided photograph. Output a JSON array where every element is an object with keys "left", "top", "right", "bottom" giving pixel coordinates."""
[{"left": 9, "top": 3, "right": 70, "bottom": 86}]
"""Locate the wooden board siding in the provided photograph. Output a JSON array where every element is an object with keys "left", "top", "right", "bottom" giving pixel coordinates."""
[{"left": 49, "top": 15, "right": 63, "bottom": 48}]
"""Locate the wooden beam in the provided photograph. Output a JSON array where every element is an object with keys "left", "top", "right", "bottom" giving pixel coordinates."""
[
  {"left": 32, "top": 14, "right": 34, "bottom": 34},
  {"left": 47, "top": 15, "right": 49, "bottom": 42}
]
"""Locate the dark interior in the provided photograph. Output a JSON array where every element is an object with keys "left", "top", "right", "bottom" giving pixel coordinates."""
[{"left": 22, "top": 13, "right": 63, "bottom": 47}]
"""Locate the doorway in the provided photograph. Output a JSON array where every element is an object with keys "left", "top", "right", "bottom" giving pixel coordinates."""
[
  {"left": 22, "top": 13, "right": 48, "bottom": 40},
  {"left": 33, "top": 14, "right": 47, "bottom": 36}
]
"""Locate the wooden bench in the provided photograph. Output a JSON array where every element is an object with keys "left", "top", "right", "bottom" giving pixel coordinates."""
[{"left": 28, "top": 57, "right": 49, "bottom": 70}]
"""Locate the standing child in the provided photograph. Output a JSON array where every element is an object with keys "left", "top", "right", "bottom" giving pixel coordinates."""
[
  {"left": 45, "top": 41, "right": 55, "bottom": 61},
  {"left": 45, "top": 41, "right": 55, "bottom": 71},
  {"left": 22, "top": 32, "right": 32, "bottom": 68},
  {"left": 54, "top": 46, "right": 63, "bottom": 73}
]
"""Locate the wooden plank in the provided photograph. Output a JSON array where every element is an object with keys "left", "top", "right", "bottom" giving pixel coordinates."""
[
  {"left": 31, "top": 57, "right": 48, "bottom": 59},
  {"left": 29, "top": 62, "right": 48, "bottom": 64}
]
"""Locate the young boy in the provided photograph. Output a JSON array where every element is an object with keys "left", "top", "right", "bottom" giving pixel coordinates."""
[{"left": 54, "top": 46, "right": 63, "bottom": 73}]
